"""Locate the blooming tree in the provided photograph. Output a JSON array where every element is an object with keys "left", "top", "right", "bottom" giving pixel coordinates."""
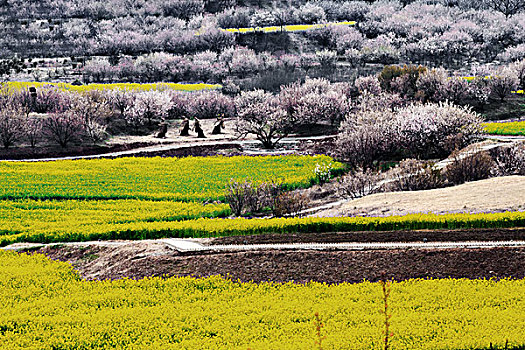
[
  {"left": 234, "top": 90, "right": 290, "bottom": 149},
  {"left": 70, "top": 91, "right": 111, "bottom": 143},
  {"left": 189, "top": 91, "right": 235, "bottom": 120},
  {"left": 488, "top": 67, "right": 520, "bottom": 101}
]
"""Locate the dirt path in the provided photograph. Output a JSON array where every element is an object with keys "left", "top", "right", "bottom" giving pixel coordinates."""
[
  {"left": 314, "top": 176, "right": 525, "bottom": 218},
  {"left": 0, "top": 115, "right": 335, "bottom": 162}
]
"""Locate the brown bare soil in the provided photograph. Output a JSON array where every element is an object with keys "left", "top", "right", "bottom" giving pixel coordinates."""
[
  {"left": 22, "top": 229, "right": 525, "bottom": 283},
  {"left": 207, "top": 228, "right": 525, "bottom": 245},
  {"left": 0, "top": 141, "right": 162, "bottom": 160}
]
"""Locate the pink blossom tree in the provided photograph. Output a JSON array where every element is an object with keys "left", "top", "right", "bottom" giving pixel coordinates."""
[
  {"left": 234, "top": 90, "right": 290, "bottom": 149},
  {"left": 189, "top": 91, "right": 235, "bottom": 120}
]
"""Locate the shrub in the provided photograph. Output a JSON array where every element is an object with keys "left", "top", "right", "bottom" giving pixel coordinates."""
[
  {"left": 247, "top": 181, "right": 281, "bottom": 214},
  {"left": 359, "top": 35, "right": 400, "bottom": 64},
  {"left": 380, "top": 64, "right": 427, "bottom": 98},
  {"left": 337, "top": 101, "right": 482, "bottom": 167},
  {"left": 272, "top": 191, "right": 309, "bottom": 217},
  {"left": 355, "top": 76, "right": 382, "bottom": 95},
  {"left": 216, "top": 7, "right": 252, "bottom": 28},
  {"left": 314, "top": 162, "right": 333, "bottom": 186},
  {"left": 488, "top": 67, "right": 520, "bottom": 101},
  {"left": 225, "top": 179, "right": 282, "bottom": 216},
  {"left": 394, "top": 102, "right": 483, "bottom": 158},
  {"left": 161, "top": 0, "right": 204, "bottom": 20},
  {"left": 416, "top": 68, "right": 447, "bottom": 103},
  {"left": 224, "top": 179, "right": 253, "bottom": 216},
  {"left": 337, "top": 109, "right": 395, "bottom": 169},
  {"left": 444, "top": 150, "right": 495, "bottom": 185},
  {"left": 492, "top": 142, "right": 525, "bottom": 176},
  {"left": 386, "top": 159, "right": 444, "bottom": 192},
  {"left": 297, "top": 3, "right": 326, "bottom": 24},
  {"left": 337, "top": 168, "right": 383, "bottom": 199},
  {"left": 354, "top": 92, "right": 404, "bottom": 113},
  {"left": 334, "top": 27, "right": 365, "bottom": 53},
  {"left": 250, "top": 11, "right": 278, "bottom": 28}
]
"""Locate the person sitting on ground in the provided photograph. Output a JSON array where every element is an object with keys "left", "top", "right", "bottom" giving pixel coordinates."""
[
  {"left": 211, "top": 117, "right": 225, "bottom": 135},
  {"left": 194, "top": 118, "right": 206, "bottom": 138},
  {"left": 156, "top": 122, "right": 168, "bottom": 138},
  {"left": 180, "top": 118, "right": 190, "bottom": 136}
]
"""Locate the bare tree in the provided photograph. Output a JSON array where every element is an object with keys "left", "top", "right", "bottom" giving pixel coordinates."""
[
  {"left": 0, "top": 105, "right": 23, "bottom": 149},
  {"left": 484, "top": 0, "right": 525, "bottom": 17},
  {"left": 43, "top": 111, "right": 83, "bottom": 148},
  {"left": 23, "top": 116, "right": 43, "bottom": 148}
]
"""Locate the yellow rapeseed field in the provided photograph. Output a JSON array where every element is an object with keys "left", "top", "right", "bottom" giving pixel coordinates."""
[
  {"left": 1, "top": 211, "right": 524, "bottom": 246},
  {"left": 0, "top": 199, "right": 229, "bottom": 244},
  {"left": 0, "top": 155, "right": 340, "bottom": 201},
  {"left": 4, "top": 82, "right": 222, "bottom": 92},
  {"left": 483, "top": 121, "right": 525, "bottom": 136},
  {"left": 0, "top": 250, "right": 523, "bottom": 349},
  {"left": 222, "top": 21, "right": 356, "bottom": 34}
]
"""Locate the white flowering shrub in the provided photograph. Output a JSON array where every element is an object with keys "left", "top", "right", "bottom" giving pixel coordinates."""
[
  {"left": 394, "top": 102, "right": 483, "bottom": 157},
  {"left": 125, "top": 91, "right": 173, "bottom": 131},
  {"left": 314, "top": 162, "right": 333, "bottom": 185},
  {"left": 337, "top": 101, "right": 483, "bottom": 168}
]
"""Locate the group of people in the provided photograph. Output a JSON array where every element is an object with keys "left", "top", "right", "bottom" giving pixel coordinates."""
[
  {"left": 180, "top": 117, "right": 226, "bottom": 138},
  {"left": 156, "top": 117, "right": 225, "bottom": 139}
]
